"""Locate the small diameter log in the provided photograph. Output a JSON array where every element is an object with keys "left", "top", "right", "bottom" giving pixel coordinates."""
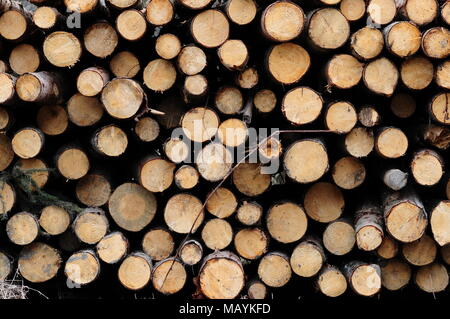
[
  {"left": 142, "top": 228, "right": 174, "bottom": 261},
  {"left": 415, "top": 263, "right": 449, "bottom": 293},
  {"left": 441, "top": 245, "right": 450, "bottom": 265},
  {"left": 355, "top": 203, "right": 384, "bottom": 251},
  {"left": 236, "top": 201, "right": 262, "bottom": 226},
  {"left": 259, "top": 136, "right": 282, "bottom": 163},
  {"left": 64, "top": 0, "right": 103, "bottom": 13},
  {"left": 12, "top": 127, "right": 45, "bottom": 159},
  {"left": 218, "top": 118, "right": 248, "bottom": 147},
  {"left": 281, "top": 87, "right": 323, "bottom": 125},
  {"left": 429, "top": 92, "right": 450, "bottom": 125},
  {"left": 420, "top": 124, "right": 450, "bottom": 150},
  {"left": 307, "top": 8, "right": 350, "bottom": 50},
  {"left": 363, "top": 57, "right": 399, "bottom": 97},
  {"left": 73, "top": 208, "right": 109, "bottom": 245},
  {"left": 43, "top": 32, "right": 82, "bottom": 68},
  {"left": 0, "top": 73, "right": 16, "bottom": 105},
  {"left": 350, "top": 27, "right": 384, "bottom": 61},
  {"left": 18, "top": 242, "right": 61, "bottom": 283},
  {"left": 340, "top": 0, "right": 365, "bottom": 22},
  {"left": 236, "top": 67, "right": 258, "bottom": 89},
  {"left": 215, "top": 86, "right": 243, "bottom": 115},
  {"left": 92, "top": 125, "right": 128, "bottom": 157},
  {"left": 56, "top": 146, "right": 90, "bottom": 180},
  {"left": 0, "top": 106, "right": 13, "bottom": 131},
  {"left": 234, "top": 228, "right": 269, "bottom": 260},
  {"left": 290, "top": 238, "right": 325, "bottom": 278},
  {"left": 400, "top": 56, "right": 434, "bottom": 90},
  {"left": 135, "top": 117, "right": 159, "bottom": 142},
  {"left": 107, "top": 0, "right": 139, "bottom": 9},
  {"left": 383, "top": 22, "right": 421, "bottom": 58},
  {"left": 182, "top": 107, "right": 219, "bottom": 143},
  {"left": 232, "top": 163, "right": 271, "bottom": 196},
  {"left": 397, "top": 0, "right": 438, "bottom": 26},
  {"left": 381, "top": 259, "right": 411, "bottom": 291},
  {"left": 16, "top": 72, "right": 64, "bottom": 104},
  {"left": 375, "top": 127, "right": 408, "bottom": 159},
  {"left": 101, "top": 78, "right": 144, "bottom": 119},
  {"left": 76, "top": 173, "right": 112, "bottom": 207},
  {"left": 390, "top": 93, "right": 416, "bottom": 119},
  {"left": 145, "top": 0, "right": 173, "bottom": 26},
  {"left": 191, "top": 9, "right": 230, "bottom": 48},
  {"left": 225, "top": 0, "right": 257, "bottom": 25},
  {"left": 200, "top": 251, "right": 245, "bottom": 299},
  {"left": 36, "top": 105, "right": 69, "bottom": 136},
  {"left": 67, "top": 94, "right": 104, "bottom": 127},
  {"left": 110, "top": 51, "right": 140, "bottom": 78},
  {"left": 174, "top": 165, "right": 199, "bottom": 190},
  {"left": 267, "top": 201, "right": 307, "bottom": 244},
  {"left": 344, "top": 127, "right": 374, "bottom": 158},
  {"left": 139, "top": 157, "right": 175, "bottom": 192},
  {"left": 118, "top": 252, "right": 152, "bottom": 290},
  {"left": 325, "top": 101, "right": 357, "bottom": 133},
  {"left": 344, "top": 261, "right": 381, "bottom": 297},
  {"left": 0, "top": 134, "right": 13, "bottom": 171},
  {"left": 304, "top": 182, "right": 344, "bottom": 223},
  {"left": 332, "top": 156, "right": 366, "bottom": 190},
  {"left": 383, "top": 190, "right": 428, "bottom": 243},
  {"left": 180, "top": 239, "right": 203, "bottom": 266},
  {"left": 39, "top": 205, "right": 70, "bottom": 236},
  {"left": 152, "top": 258, "right": 187, "bottom": 295},
  {"left": 164, "top": 193, "right": 204, "bottom": 234},
  {"left": 218, "top": 39, "right": 248, "bottom": 71},
  {"left": 247, "top": 280, "right": 268, "bottom": 299},
  {"left": 411, "top": 149, "right": 444, "bottom": 187},
  {"left": 183, "top": 74, "right": 208, "bottom": 103},
  {"left": 156, "top": 34, "right": 181, "bottom": 60},
  {"left": 326, "top": 55, "right": 363, "bottom": 90},
  {"left": 164, "top": 137, "right": 189, "bottom": 164},
  {"left": 381, "top": 168, "right": 408, "bottom": 191},
  {"left": 254, "top": 89, "right": 277, "bottom": 113},
  {"left": 0, "top": 181, "right": 15, "bottom": 215},
  {"left": 77, "top": 67, "right": 109, "bottom": 97},
  {"left": 0, "top": 252, "right": 11, "bottom": 281},
  {"left": 143, "top": 59, "right": 177, "bottom": 92},
  {"left": 377, "top": 236, "right": 399, "bottom": 259},
  {"left": 436, "top": 60, "right": 450, "bottom": 89},
  {"left": 116, "top": 9, "right": 146, "bottom": 41},
  {"left": 430, "top": 200, "right": 450, "bottom": 246},
  {"left": 402, "top": 234, "right": 436, "bottom": 266},
  {"left": 284, "top": 139, "right": 329, "bottom": 184},
  {"left": 258, "top": 252, "right": 292, "bottom": 288},
  {"left": 206, "top": 187, "right": 237, "bottom": 218},
  {"left": 178, "top": 0, "right": 212, "bottom": 10},
  {"left": 109, "top": 183, "right": 157, "bottom": 232},
  {"left": 443, "top": 2, "right": 450, "bottom": 25},
  {"left": 15, "top": 158, "right": 49, "bottom": 189},
  {"left": 0, "top": 61, "right": 8, "bottom": 73},
  {"left": 261, "top": 1, "right": 305, "bottom": 42},
  {"left": 0, "top": 9, "right": 31, "bottom": 41},
  {"left": 323, "top": 219, "right": 355, "bottom": 256},
  {"left": 33, "top": 6, "right": 64, "bottom": 30},
  {"left": 6, "top": 212, "right": 39, "bottom": 245},
  {"left": 266, "top": 43, "right": 310, "bottom": 85},
  {"left": 197, "top": 143, "right": 232, "bottom": 182},
  {"left": 9, "top": 44, "right": 40, "bottom": 75},
  {"left": 358, "top": 106, "right": 380, "bottom": 128},
  {"left": 96, "top": 232, "right": 129, "bottom": 264},
  {"left": 65, "top": 250, "right": 100, "bottom": 286},
  {"left": 422, "top": 27, "right": 450, "bottom": 59},
  {"left": 201, "top": 218, "right": 233, "bottom": 250},
  {"left": 367, "top": 0, "right": 396, "bottom": 25},
  {"left": 317, "top": 265, "right": 347, "bottom": 298},
  {"left": 84, "top": 22, "right": 118, "bottom": 58}
]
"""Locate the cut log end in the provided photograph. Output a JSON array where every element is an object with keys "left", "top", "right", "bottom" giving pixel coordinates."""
[
  {"left": 164, "top": 193, "right": 204, "bottom": 234},
  {"left": 142, "top": 228, "right": 174, "bottom": 261},
  {"left": 152, "top": 258, "right": 186, "bottom": 295},
  {"left": 19, "top": 243, "right": 61, "bottom": 283},
  {"left": 323, "top": 220, "right": 355, "bottom": 256},
  {"left": 39, "top": 205, "right": 70, "bottom": 236},
  {"left": 258, "top": 252, "right": 291, "bottom": 288},
  {"left": 118, "top": 253, "right": 152, "bottom": 290},
  {"left": 96, "top": 232, "right": 128, "bottom": 264},
  {"left": 261, "top": 1, "right": 305, "bottom": 42}
]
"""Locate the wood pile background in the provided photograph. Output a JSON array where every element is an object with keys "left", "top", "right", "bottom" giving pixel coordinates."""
[{"left": 0, "top": 0, "right": 449, "bottom": 299}]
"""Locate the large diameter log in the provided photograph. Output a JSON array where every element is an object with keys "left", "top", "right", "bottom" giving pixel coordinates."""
[
  {"left": 143, "top": 59, "right": 177, "bottom": 92},
  {"left": 178, "top": 0, "right": 212, "bottom": 10},
  {"left": 383, "top": 22, "right": 421, "bottom": 58},
  {"left": 201, "top": 218, "right": 233, "bottom": 250},
  {"left": 107, "top": 0, "right": 139, "bottom": 9},
  {"left": 323, "top": 219, "right": 355, "bottom": 255},
  {"left": 325, "top": 101, "right": 357, "bottom": 133},
  {"left": 92, "top": 125, "right": 128, "bottom": 157},
  {"left": 367, "top": 0, "right": 396, "bottom": 25},
  {"left": 232, "top": 163, "right": 271, "bottom": 196},
  {"left": 284, "top": 139, "right": 329, "bottom": 184},
  {"left": 39, "top": 205, "right": 71, "bottom": 236},
  {"left": 363, "top": 57, "right": 399, "bottom": 97},
  {"left": 0, "top": 134, "right": 14, "bottom": 171},
  {"left": 191, "top": 10, "right": 230, "bottom": 48},
  {"left": 64, "top": 0, "right": 103, "bottom": 13},
  {"left": 410, "top": 149, "right": 444, "bottom": 186},
  {"left": 43, "top": 32, "right": 82, "bottom": 68},
  {"left": 377, "top": 236, "right": 398, "bottom": 259},
  {"left": 0, "top": 9, "right": 32, "bottom": 41},
  {"left": 266, "top": 42, "right": 310, "bottom": 85},
  {"left": 101, "top": 78, "right": 144, "bottom": 119},
  {"left": 304, "top": 182, "right": 344, "bottom": 223},
  {"left": 383, "top": 190, "right": 428, "bottom": 243},
  {"left": 325, "top": 54, "right": 363, "bottom": 90},
  {"left": 266, "top": 201, "right": 307, "bottom": 244},
  {"left": 430, "top": 200, "right": 450, "bottom": 246},
  {"left": 375, "top": 127, "right": 408, "bottom": 159},
  {"left": 152, "top": 258, "right": 187, "bottom": 295},
  {"left": 197, "top": 143, "right": 232, "bottom": 182},
  {"left": 402, "top": 234, "right": 436, "bottom": 266},
  {"left": 73, "top": 208, "right": 109, "bottom": 245},
  {"left": 142, "top": 228, "right": 174, "bottom": 261},
  {"left": 155, "top": 34, "right": 181, "bottom": 60},
  {"left": 65, "top": 250, "right": 101, "bottom": 286},
  {"left": 236, "top": 201, "right": 262, "bottom": 226},
  {"left": 225, "top": 0, "right": 257, "bottom": 25},
  {"left": 118, "top": 252, "right": 152, "bottom": 290},
  {"left": 381, "top": 259, "right": 411, "bottom": 291},
  {"left": 109, "top": 183, "right": 157, "bottom": 232},
  {"left": 77, "top": 67, "right": 109, "bottom": 97},
  {"left": 164, "top": 193, "right": 204, "bottom": 234},
  {"left": 18, "top": 242, "right": 61, "bottom": 283},
  {"left": 67, "top": 94, "right": 104, "bottom": 127},
  {"left": 215, "top": 86, "right": 243, "bottom": 115},
  {"left": 37, "top": 105, "right": 69, "bottom": 136},
  {"left": 355, "top": 203, "right": 383, "bottom": 251},
  {"left": 139, "top": 157, "right": 175, "bottom": 192},
  {"left": 0, "top": 106, "right": 13, "bottom": 131},
  {"left": 261, "top": 1, "right": 305, "bottom": 42},
  {"left": 206, "top": 187, "right": 237, "bottom": 218},
  {"left": 16, "top": 72, "right": 64, "bottom": 104},
  {"left": 6, "top": 212, "right": 39, "bottom": 245},
  {"left": 96, "top": 232, "right": 129, "bottom": 264},
  {"left": 307, "top": 8, "right": 350, "bottom": 50},
  {"left": 145, "top": 0, "right": 174, "bottom": 26},
  {"left": 344, "top": 261, "right": 381, "bottom": 297},
  {"left": 76, "top": 173, "right": 112, "bottom": 207},
  {"left": 0, "top": 181, "right": 15, "bottom": 215},
  {"left": 258, "top": 252, "right": 291, "bottom": 288},
  {"left": 441, "top": 245, "right": 450, "bottom": 265},
  {"left": 0, "top": 73, "right": 16, "bottom": 105},
  {"left": 110, "top": 51, "right": 140, "bottom": 78},
  {"left": 281, "top": 87, "right": 323, "bottom": 125},
  {"left": 174, "top": 165, "right": 199, "bottom": 190},
  {"left": 9, "top": 44, "right": 40, "bottom": 75},
  {"left": 116, "top": 9, "right": 146, "bottom": 41},
  {"left": 350, "top": 27, "right": 384, "bottom": 61},
  {"left": 429, "top": 92, "right": 450, "bottom": 125},
  {"left": 397, "top": 0, "right": 438, "bottom": 26},
  {"left": 218, "top": 39, "right": 248, "bottom": 71},
  {"left": 340, "top": 0, "right": 365, "bottom": 22},
  {"left": 180, "top": 239, "right": 203, "bottom": 266},
  {"left": 332, "top": 156, "right": 366, "bottom": 190},
  {"left": 415, "top": 263, "right": 449, "bottom": 293},
  {"left": 234, "top": 228, "right": 269, "bottom": 260},
  {"left": 317, "top": 265, "right": 347, "bottom": 297},
  {"left": 400, "top": 56, "right": 434, "bottom": 90},
  {"left": 84, "top": 22, "right": 118, "bottom": 58},
  {"left": 200, "top": 251, "right": 245, "bottom": 299},
  {"left": 421, "top": 27, "right": 450, "bottom": 59},
  {"left": 55, "top": 146, "right": 90, "bottom": 180},
  {"left": 290, "top": 238, "right": 325, "bottom": 278},
  {"left": 0, "top": 252, "right": 11, "bottom": 281},
  {"left": 181, "top": 107, "right": 219, "bottom": 143}
]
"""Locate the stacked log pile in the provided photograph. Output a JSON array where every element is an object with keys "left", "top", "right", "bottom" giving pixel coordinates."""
[{"left": 0, "top": 0, "right": 449, "bottom": 299}]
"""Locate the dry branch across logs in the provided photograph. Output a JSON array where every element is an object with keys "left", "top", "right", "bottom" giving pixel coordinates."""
[{"left": 0, "top": 0, "right": 450, "bottom": 301}]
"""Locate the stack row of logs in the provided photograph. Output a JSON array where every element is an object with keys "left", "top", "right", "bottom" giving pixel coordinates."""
[{"left": 0, "top": 0, "right": 449, "bottom": 299}]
